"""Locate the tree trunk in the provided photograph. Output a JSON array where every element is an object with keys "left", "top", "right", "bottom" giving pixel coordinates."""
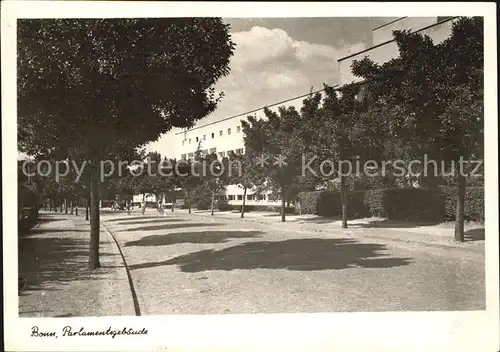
[
  {"left": 85, "top": 198, "right": 89, "bottom": 221},
  {"left": 241, "top": 186, "right": 247, "bottom": 218},
  {"left": 171, "top": 189, "right": 176, "bottom": 212},
  {"left": 339, "top": 173, "right": 348, "bottom": 229},
  {"left": 454, "top": 173, "right": 466, "bottom": 242},
  {"left": 281, "top": 187, "right": 286, "bottom": 222},
  {"left": 64, "top": 198, "right": 68, "bottom": 214},
  {"left": 88, "top": 158, "right": 101, "bottom": 269},
  {"left": 75, "top": 205, "right": 79, "bottom": 216},
  {"left": 70, "top": 200, "right": 74, "bottom": 214},
  {"left": 187, "top": 189, "right": 192, "bottom": 214},
  {"left": 60, "top": 201, "right": 63, "bottom": 213},
  {"left": 211, "top": 190, "right": 215, "bottom": 216}
]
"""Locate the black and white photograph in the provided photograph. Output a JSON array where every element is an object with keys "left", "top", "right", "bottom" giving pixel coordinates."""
[{"left": 3, "top": 2, "right": 499, "bottom": 351}]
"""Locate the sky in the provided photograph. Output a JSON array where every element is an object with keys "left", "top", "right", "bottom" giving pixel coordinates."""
[{"left": 147, "top": 17, "right": 398, "bottom": 157}]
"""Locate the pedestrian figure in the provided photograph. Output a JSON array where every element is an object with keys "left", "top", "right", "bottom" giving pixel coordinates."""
[
  {"left": 141, "top": 201, "right": 146, "bottom": 215},
  {"left": 127, "top": 201, "right": 131, "bottom": 215}
]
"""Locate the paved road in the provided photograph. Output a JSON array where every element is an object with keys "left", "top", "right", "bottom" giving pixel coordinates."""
[{"left": 101, "top": 210, "right": 485, "bottom": 314}]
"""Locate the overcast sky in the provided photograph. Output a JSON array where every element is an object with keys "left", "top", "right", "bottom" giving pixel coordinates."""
[{"left": 147, "top": 17, "right": 396, "bottom": 156}]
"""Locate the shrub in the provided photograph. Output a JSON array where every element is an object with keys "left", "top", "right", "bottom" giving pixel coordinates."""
[
  {"left": 217, "top": 202, "right": 233, "bottom": 211},
  {"left": 440, "top": 186, "right": 484, "bottom": 222},
  {"left": 195, "top": 197, "right": 211, "bottom": 210},
  {"left": 297, "top": 191, "right": 320, "bottom": 214}
]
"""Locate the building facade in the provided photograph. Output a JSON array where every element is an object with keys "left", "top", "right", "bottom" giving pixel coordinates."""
[{"left": 338, "top": 16, "right": 458, "bottom": 85}]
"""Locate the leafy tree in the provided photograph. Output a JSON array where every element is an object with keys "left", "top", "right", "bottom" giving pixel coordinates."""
[
  {"left": 200, "top": 153, "right": 232, "bottom": 215},
  {"left": 242, "top": 106, "right": 304, "bottom": 222},
  {"left": 18, "top": 18, "right": 235, "bottom": 267},
  {"left": 351, "top": 16, "right": 483, "bottom": 241},
  {"left": 227, "top": 150, "right": 260, "bottom": 218}
]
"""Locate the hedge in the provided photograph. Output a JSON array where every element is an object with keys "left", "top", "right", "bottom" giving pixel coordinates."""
[
  {"left": 440, "top": 186, "right": 484, "bottom": 222},
  {"left": 298, "top": 186, "right": 484, "bottom": 222},
  {"left": 216, "top": 203, "right": 295, "bottom": 214}
]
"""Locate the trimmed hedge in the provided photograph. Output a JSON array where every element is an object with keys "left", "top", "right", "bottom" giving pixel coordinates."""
[
  {"left": 298, "top": 186, "right": 484, "bottom": 222},
  {"left": 216, "top": 203, "right": 295, "bottom": 214},
  {"left": 440, "top": 186, "right": 484, "bottom": 222}
]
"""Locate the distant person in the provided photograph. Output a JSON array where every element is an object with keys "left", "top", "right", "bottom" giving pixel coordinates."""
[
  {"left": 141, "top": 201, "right": 146, "bottom": 215},
  {"left": 127, "top": 201, "right": 131, "bottom": 215}
]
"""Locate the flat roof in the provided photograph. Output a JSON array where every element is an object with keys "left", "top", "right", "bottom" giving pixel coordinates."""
[
  {"left": 337, "top": 16, "right": 458, "bottom": 63},
  {"left": 372, "top": 17, "right": 407, "bottom": 31},
  {"left": 175, "top": 85, "right": 339, "bottom": 135}
]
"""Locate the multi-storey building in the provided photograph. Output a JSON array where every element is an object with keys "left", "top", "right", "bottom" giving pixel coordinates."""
[{"left": 338, "top": 16, "right": 458, "bottom": 85}]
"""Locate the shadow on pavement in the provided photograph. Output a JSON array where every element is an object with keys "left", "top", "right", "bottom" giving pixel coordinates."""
[
  {"left": 36, "top": 217, "right": 67, "bottom": 225},
  {"left": 123, "top": 223, "right": 222, "bottom": 232},
  {"left": 104, "top": 215, "right": 171, "bottom": 222},
  {"left": 18, "top": 236, "right": 115, "bottom": 295},
  {"left": 115, "top": 218, "right": 183, "bottom": 226},
  {"left": 129, "top": 237, "right": 412, "bottom": 272},
  {"left": 124, "top": 230, "right": 264, "bottom": 247},
  {"left": 351, "top": 219, "right": 441, "bottom": 228},
  {"left": 465, "top": 228, "right": 485, "bottom": 241}
]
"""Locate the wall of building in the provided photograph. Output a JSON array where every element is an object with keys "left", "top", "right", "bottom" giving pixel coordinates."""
[
  {"left": 338, "top": 17, "right": 457, "bottom": 85},
  {"left": 177, "top": 117, "right": 249, "bottom": 160}
]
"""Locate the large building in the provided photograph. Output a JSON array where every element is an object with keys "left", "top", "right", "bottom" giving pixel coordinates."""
[
  {"left": 338, "top": 16, "right": 458, "bottom": 85},
  {"left": 136, "top": 17, "right": 459, "bottom": 207}
]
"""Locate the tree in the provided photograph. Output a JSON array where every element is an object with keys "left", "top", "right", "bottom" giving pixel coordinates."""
[
  {"left": 227, "top": 150, "right": 259, "bottom": 218},
  {"left": 18, "top": 18, "right": 235, "bottom": 268},
  {"left": 200, "top": 153, "right": 231, "bottom": 216},
  {"left": 351, "top": 16, "right": 483, "bottom": 241},
  {"left": 242, "top": 106, "right": 304, "bottom": 222}
]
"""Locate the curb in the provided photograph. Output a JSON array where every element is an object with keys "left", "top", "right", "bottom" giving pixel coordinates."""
[
  {"left": 101, "top": 223, "right": 141, "bottom": 316},
  {"left": 183, "top": 212, "right": 485, "bottom": 254}
]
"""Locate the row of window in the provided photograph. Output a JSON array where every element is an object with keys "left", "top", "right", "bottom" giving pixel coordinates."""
[
  {"left": 217, "top": 194, "right": 266, "bottom": 201},
  {"left": 182, "top": 125, "right": 242, "bottom": 146},
  {"left": 180, "top": 148, "right": 244, "bottom": 161}
]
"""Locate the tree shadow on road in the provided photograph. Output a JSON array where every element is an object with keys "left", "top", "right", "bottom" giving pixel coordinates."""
[
  {"left": 129, "top": 237, "right": 412, "bottom": 272},
  {"left": 18, "top": 236, "right": 115, "bottom": 296},
  {"left": 124, "top": 230, "right": 264, "bottom": 247},
  {"left": 464, "top": 228, "right": 485, "bottom": 241},
  {"left": 115, "top": 218, "right": 183, "bottom": 226},
  {"left": 123, "top": 223, "right": 222, "bottom": 232},
  {"left": 104, "top": 215, "right": 174, "bottom": 222},
  {"left": 351, "top": 219, "right": 441, "bottom": 229}
]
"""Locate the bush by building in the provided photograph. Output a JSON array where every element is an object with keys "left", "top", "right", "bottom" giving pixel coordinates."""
[{"left": 298, "top": 186, "right": 484, "bottom": 223}]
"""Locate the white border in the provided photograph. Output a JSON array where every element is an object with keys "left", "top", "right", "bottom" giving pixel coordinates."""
[{"left": 2, "top": 2, "right": 498, "bottom": 351}]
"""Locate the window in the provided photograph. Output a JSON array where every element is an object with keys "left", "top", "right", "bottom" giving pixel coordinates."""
[
  {"left": 196, "top": 137, "right": 199, "bottom": 142},
  {"left": 203, "top": 135, "right": 206, "bottom": 140},
  {"left": 236, "top": 148, "right": 244, "bottom": 155},
  {"left": 219, "top": 130, "right": 223, "bottom": 136},
  {"left": 211, "top": 132, "right": 215, "bottom": 139},
  {"left": 182, "top": 140, "right": 185, "bottom": 146},
  {"left": 202, "top": 149, "right": 208, "bottom": 156},
  {"left": 227, "top": 128, "right": 231, "bottom": 135},
  {"left": 237, "top": 195, "right": 243, "bottom": 200},
  {"left": 210, "top": 147, "right": 217, "bottom": 154},
  {"left": 219, "top": 195, "right": 227, "bottom": 201},
  {"left": 257, "top": 194, "right": 266, "bottom": 200},
  {"left": 247, "top": 195, "right": 255, "bottom": 201},
  {"left": 228, "top": 195, "right": 235, "bottom": 201},
  {"left": 181, "top": 154, "right": 186, "bottom": 160},
  {"left": 188, "top": 152, "right": 194, "bottom": 158},
  {"left": 237, "top": 125, "right": 241, "bottom": 133},
  {"left": 218, "top": 151, "right": 225, "bottom": 159},
  {"left": 189, "top": 138, "right": 192, "bottom": 144}
]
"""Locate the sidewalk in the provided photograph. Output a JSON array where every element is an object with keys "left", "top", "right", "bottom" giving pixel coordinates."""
[
  {"left": 18, "top": 211, "right": 135, "bottom": 317},
  {"left": 174, "top": 209, "right": 485, "bottom": 252}
]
